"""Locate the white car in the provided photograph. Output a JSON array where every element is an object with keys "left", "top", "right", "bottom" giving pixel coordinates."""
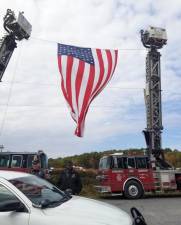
[{"left": 0, "top": 171, "right": 133, "bottom": 225}]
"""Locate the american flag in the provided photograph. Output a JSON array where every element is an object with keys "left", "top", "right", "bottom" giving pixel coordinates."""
[{"left": 57, "top": 43, "right": 118, "bottom": 137}]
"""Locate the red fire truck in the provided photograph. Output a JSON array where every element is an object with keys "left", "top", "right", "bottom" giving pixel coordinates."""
[
  {"left": 0, "top": 150, "right": 49, "bottom": 178},
  {"left": 96, "top": 153, "right": 181, "bottom": 199},
  {"left": 96, "top": 27, "right": 181, "bottom": 199}
]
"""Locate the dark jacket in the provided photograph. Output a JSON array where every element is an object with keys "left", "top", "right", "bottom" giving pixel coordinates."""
[
  {"left": 58, "top": 168, "right": 82, "bottom": 195},
  {"left": 31, "top": 169, "right": 45, "bottom": 178}
]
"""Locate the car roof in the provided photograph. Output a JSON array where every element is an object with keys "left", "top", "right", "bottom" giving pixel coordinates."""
[{"left": 0, "top": 170, "right": 31, "bottom": 180}]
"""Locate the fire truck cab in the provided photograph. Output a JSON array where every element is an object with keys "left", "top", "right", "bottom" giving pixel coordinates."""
[
  {"left": 0, "top": 150, "right": 49, "bottom": 177},
  {"left": 96, "top": 153, "right": 181, "bottom": 199}
]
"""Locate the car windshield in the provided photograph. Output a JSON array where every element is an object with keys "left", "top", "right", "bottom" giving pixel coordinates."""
[{"left": 9, "top": 175, "right": 70, "bottom": 208}]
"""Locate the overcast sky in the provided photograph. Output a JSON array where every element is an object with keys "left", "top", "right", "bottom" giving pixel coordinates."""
[{"left": 0, "top": 0, "right": 181, "bottom": 157}]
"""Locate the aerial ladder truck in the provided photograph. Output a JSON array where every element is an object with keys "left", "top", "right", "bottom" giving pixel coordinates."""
[
  {"left": 96, "top": 26, "right": 181, "bottom": 199},
  {"left": 0, "top": 9, "right": 31, "bottom": 81},
  {"left": 141, "top": 26, "right": 171, "bottom": 169}
]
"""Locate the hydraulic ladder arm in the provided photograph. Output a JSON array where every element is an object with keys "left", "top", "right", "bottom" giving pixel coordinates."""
[
  {"left": 141, "top": 26, "right": 171, "bottom": 169},
  {"left": 0, "top": 9, "right": 32, "bottom": 81}
]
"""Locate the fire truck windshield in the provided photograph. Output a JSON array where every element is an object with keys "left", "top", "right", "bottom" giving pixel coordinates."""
[
  {"left": 99, "top": 156, "right": 111, "bottom": 169},
  {"left": 0, "top": 154, "right": 10, "bottom": 167}
]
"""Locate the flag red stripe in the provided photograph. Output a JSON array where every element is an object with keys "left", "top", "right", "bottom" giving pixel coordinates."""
[
  {"left": 93, "top": 49, "right": 113, "bottom": 100},
  {"left": 80, "top": 50, "right": 114, "bottom": 124},
  {"left": 110, "top": 50, "right": 118, "bottom": 79},
  {"left": 75, "top": 60, "right": 85, "bottom": 109},
  {"left": 114, "top": 50, "right": 118, "bottom": 72},
  {"left": 76, "top": 65, "right": 95, "bottom": 137},
  {"left": 57, "top": 56, "right": 68, "bottom": 102},
  {"left": 66, "top": 56, "right": 74, "bottom": 113},
  {"left": 100, "top": 49, "right": 113, "bottom": 90},
  {"left": 91, "top": 49, "right": 105, "bottom": 97}
]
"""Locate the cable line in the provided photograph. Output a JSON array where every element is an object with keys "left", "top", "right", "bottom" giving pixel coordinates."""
[
  {"left": 30, "top": 36, "right": 146, "bottom": 51},
  {"left": 0, "top": 43, "right": 23, "bottom": 137}
]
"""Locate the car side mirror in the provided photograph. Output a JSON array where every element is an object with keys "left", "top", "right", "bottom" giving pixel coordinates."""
[
  {"left": 15, "top": 202, "right": 28, "bottom": 212},
  {"left": 0, "top": 201, "right": 27, "bottom": 212},
  {"left": 130, "top": 207, "right": 147, "bottom": 225},
  {"left": 64, "top": 188, "right": 72, "bottom": 196}
]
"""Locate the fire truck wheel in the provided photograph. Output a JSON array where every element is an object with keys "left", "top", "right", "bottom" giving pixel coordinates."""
[{"left": 124, "top": 180, "right": 143, "bottom": 199}]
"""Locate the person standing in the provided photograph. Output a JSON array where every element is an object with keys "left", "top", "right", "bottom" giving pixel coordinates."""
[
  {"left": 31, "top": 156, "right": 45, "bottom": 178},
  {"left": 58, "top": 161, "right": 82, "bottom": 195}
]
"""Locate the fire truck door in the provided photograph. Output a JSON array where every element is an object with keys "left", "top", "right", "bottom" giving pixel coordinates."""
[
  {"left": 135, "top": 157, "right": 153, "bottom": 188},
  {"left": 127, "top": 157, "right": 137, "bottom": 177},
  {"left": 111, "top": 157, "right": 127, "bottom": 192}
]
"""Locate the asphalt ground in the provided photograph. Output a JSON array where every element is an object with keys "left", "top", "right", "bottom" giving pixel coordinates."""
[{"left": 101, "top": 195, "right": 181, "bottom": 225}]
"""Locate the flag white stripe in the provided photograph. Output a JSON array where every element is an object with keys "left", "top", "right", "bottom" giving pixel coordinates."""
[
  {"left": 78, "top": 62, "right": 90, "bottom": 114},
  {"left": 91, "top": 49, "right": 100, "bottom": 96},
  {"left": 99, "top": 50, "right": 108, "bottom": 88},
  {"left": 97, "top": 50, "right": 114, "bottom": 94},
  {"left": 101, "top": 50, "right": 114, "bottom": 88},
  {"left": 61, "top": 56, "right": 68, "bottom": 97},
  {"left": 87, "top": 49, "right": 113, "bottom": 106},
  {"left": 108, "top": 50, "right": 116, "bottom": 82},
  {"left": 71, "top": 58, "right": 79, "bottom": 121}
]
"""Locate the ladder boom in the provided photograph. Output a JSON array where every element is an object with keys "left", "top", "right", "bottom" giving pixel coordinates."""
[
  {"left": 0, "top": 9, "right": 32, "bottom": 81},
  {"left": 141, "top": 26, "right": 167, "bottom": 165}
]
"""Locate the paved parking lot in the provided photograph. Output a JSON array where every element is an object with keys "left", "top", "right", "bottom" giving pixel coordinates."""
[{"left": 101, "top": 196, "right": 181, "bottom": 225}]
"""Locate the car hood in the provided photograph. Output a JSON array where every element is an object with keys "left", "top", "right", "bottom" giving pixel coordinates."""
[{"left": 42, "top": 196, "right": 132, "bottom": 225}]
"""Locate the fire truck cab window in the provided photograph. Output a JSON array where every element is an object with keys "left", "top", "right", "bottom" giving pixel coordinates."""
[
  {"left": 11, "top": 155, "right": 22, "bottom": 168},
  {"left": 40, "top": 153, "right": 48, "bottom": 169},
  {"left": 27, "top": 155, "right": 36, "bottom": 168},
  {"left": 136, "top": 157, "right": 148, "bottom": 169},
  {"left": 127, "top": 157, "right": 135, "bottom": 168},
  {"left": 113, "top": 157, "right": 126, "bottom": 169},
  {"left": 0, "top": 155, "right": 10, "bottom": 167},
  {"left": 99, "top": 157, "right": 111, "bottom": 169}
]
